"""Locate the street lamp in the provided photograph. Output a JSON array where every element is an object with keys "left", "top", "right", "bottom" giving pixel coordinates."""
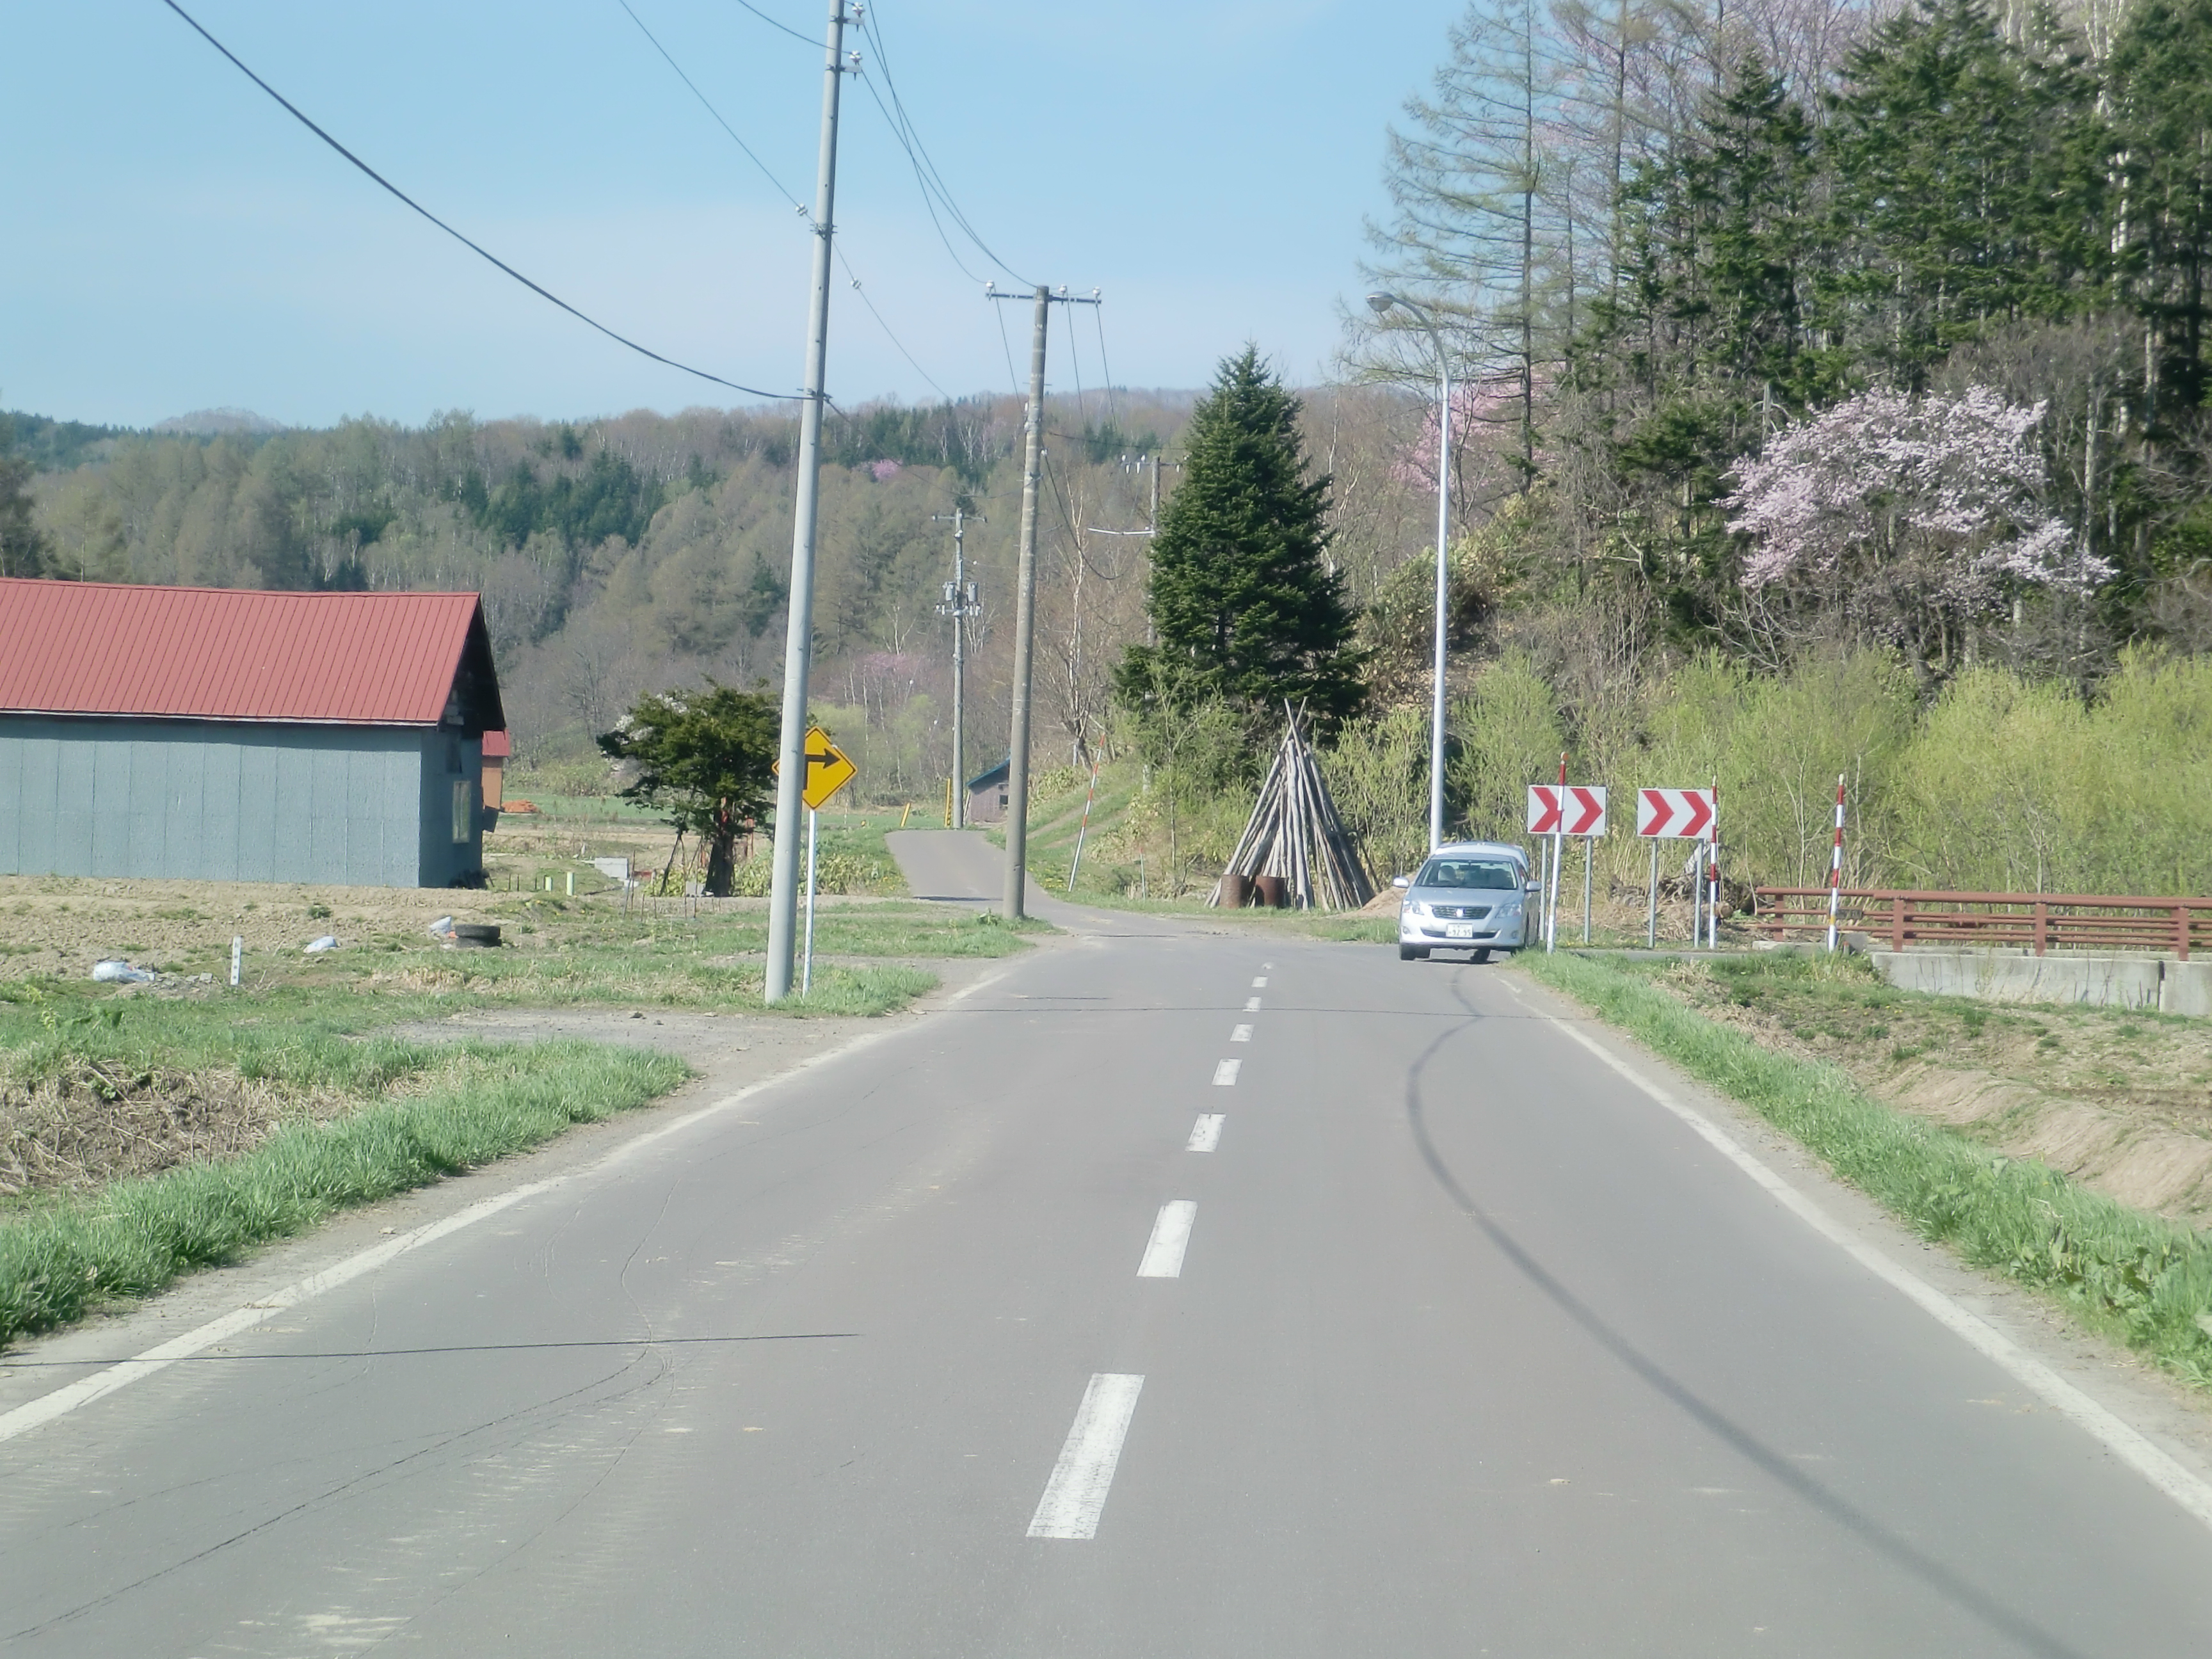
[{"left": 1367, "top": 291, "right": 1452, "bottom": 854}]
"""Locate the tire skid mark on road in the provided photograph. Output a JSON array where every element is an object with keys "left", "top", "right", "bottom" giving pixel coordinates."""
[
  {"left": 1410, "top": 967, "right": 2104, "bottom": 1659},
  {"left": 0, "top": 1002, "right": 950, "bottom": 1448},
  {"left": 1498, "top": 972, "right": 2212, "bottom": 1540}
]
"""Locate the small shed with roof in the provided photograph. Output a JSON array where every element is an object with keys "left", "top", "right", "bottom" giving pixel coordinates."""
[
  {"left": 0, "top": 578, "right": 507, "bottom": 887},
  {"left": 965, "top": 757, "right": 1011, "bottom": 825}
]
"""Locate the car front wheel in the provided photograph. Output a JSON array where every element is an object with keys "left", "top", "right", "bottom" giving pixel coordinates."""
[{"left": 1399, "top": 943, "right": 1428, "bottom": 961}]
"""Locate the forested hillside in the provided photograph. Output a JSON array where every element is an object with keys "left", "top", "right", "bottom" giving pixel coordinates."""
[{"left": 1, "top": 379, "right": 1446, "bottom": 805}]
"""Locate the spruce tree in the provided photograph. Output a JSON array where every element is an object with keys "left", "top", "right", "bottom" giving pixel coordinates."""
[
  {"left": 2110, "top": 0, "right": 2212, "bottom": 415},
  {"left": 1114, "top": 349, "right": 1363, "bottom": 725},
  {"left": 1827, "top": 0, "right": 2108, "bottom": 387}
]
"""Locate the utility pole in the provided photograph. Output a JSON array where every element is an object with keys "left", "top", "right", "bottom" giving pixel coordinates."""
[
  {"left": 932, "top": 507, "right": 982, "bottom": 828},
  {"left": 986, "top": 282, "right": 1100, "bottom": 920},
  {"left": 765, "top": 0, "right": 853, "bottom": 1004},
  {"left": 1366, "top": 292, "right": 1453, "bottom": 855}
]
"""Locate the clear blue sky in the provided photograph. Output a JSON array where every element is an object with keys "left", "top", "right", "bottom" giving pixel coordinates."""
[{"left": 2, "top": 1, "right": 1464, "bottom": 429}]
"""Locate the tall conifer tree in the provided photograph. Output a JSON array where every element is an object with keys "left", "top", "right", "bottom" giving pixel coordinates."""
[{"left": 1115, "top": 349, "right": 1363, "bottom": 725}]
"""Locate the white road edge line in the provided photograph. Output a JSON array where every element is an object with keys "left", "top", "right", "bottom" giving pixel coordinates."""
[
  {"left": 1137, "top": 1201, "right": 1198, "bottom": 1278},
  {"left": 1520, "top": 984, "right": 2212, "bottom": 1535},
  {"left": 1187, "top": 1114, "right": 1224, "bottom": 1153},
  {"left": 0, "top": 1000, "right": 943, "bottom": 1448},
  {"left": 1027, "top": 1372, "right": 1144, "bottom": 1539},
  {"left": 1230, "top": 1023, "right": 1252, "bottom": 1043},
  {"left": 1212, "top": 1059, "right": 1241, "bottom": 1086}
]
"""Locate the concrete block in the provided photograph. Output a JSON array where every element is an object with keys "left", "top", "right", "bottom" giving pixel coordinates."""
[
  {"left": 1873, "top": 950, "right": 2165, "bottom": 1011},
  {"left": 2163, "top": 960, "right": 2212, "bottom": 1019}
]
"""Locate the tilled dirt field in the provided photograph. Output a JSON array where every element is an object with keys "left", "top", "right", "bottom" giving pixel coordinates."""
[{"left": 0, "top": 874, "right": 514, "bottom": 982}]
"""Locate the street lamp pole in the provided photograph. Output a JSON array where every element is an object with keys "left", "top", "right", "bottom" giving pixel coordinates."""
[{"left": 1367, "top": 294, "right": 1452, "bottom": 853}]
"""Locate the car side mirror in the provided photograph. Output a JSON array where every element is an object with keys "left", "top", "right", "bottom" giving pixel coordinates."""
[
  {"left": 1526, "top": 881, "right": 1542, "bottom": 894},
  {"left": 1391, "top": 876, "right": 1410, "bottom": 888}
]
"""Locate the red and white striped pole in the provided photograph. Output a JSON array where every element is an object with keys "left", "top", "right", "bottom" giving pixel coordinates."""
[
  {"left": 1545, "top": 750, "right": 1567, "bottom": 952},
  {"left": 1825, "top": 773, "right": 1847, "bottom": 952},
  {"left": 1707, "top": 776, "right": 1721, "bottom": 950}
]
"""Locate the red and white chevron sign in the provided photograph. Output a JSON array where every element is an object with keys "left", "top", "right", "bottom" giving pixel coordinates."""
[
  {"left": 1637, "top": 787, "right": 1715, "bottom": 840},
  {"left": 1527, "top": 784, "right": 1608, "bottom": 836}
]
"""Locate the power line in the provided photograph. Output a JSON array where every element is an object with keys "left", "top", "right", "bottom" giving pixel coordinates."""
[
  {"left": 854, "top": 71, "right": 989, "bottom": 285},
  {"left": 837, "top": 257, "right": 954, "bottom": 402},
  {"left": 855, "top": 5, "right": 1031, "bottom": 286},
  {"left": 731, "top": 0, "right": 821, "bottom": 48},
  {"left": 160, "top": 0, "right": 796, "bottom": 402},
  {"left": 1065, "top": 301, "right": 1089, "bottom": 434},
  {"left": 1092, "top": 305, "right": 1120, "bottom": 432},
  {"left": 616, "top": 0, "right": 807, "bottom": 212},
  {"left": 993, "top": 300, "right": 1024, "bottom": 398},
  {"left": 607, "top": 0, "right": 954, "bottom": 402}
]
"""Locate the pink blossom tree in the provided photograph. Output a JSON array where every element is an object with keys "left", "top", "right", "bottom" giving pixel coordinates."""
[{"left": 1721, "top": 387, "right": 2109, "bottom": 679}]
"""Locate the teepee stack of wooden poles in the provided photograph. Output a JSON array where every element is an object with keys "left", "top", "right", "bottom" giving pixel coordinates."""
[{"left": 1208, "top": 712, "right": 1376, "bottom": 911}]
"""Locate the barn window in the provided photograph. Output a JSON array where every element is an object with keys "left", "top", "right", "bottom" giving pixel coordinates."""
[
  {"left": 446, "top": 738, "right": 463, "bottom": 774},
  {"left": 453, "top": 779, "right": 476, "bottom": 844}
]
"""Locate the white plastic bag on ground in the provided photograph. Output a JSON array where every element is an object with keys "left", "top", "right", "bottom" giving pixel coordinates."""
[
  {"left": 426, "top": 916, "right": 456, "bottom": 940},
  {"left": 305, "top": 935, "right": 339, "bottom": 954},
  {"left": 91, "top": 959, "right": 155, "bottom": 984}
]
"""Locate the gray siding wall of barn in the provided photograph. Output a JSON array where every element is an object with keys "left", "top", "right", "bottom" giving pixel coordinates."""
[{"left": 0, "top": 717, "right": 483, "bottom": 887}]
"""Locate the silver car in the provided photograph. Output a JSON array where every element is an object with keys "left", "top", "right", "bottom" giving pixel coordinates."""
[{"left": 1395, "top": 840, "right": 1533, "bottom": 962}]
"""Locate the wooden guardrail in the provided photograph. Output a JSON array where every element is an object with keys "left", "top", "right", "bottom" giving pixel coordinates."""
[{"left": 1751, "top": 888, "right": 2212, "bottom": 960}]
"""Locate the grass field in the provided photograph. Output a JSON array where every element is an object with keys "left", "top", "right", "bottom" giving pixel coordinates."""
[
  {"left": 1523, "top": 949, "right": 2212, "bottom": 1392},
  {"left": 0, "top": 874, "right": 1055, "bottom": 1340}
]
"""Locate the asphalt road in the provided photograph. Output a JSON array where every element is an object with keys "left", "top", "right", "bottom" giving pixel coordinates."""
[{"left": 4, "top": 839, "right": 2212, "bottom": 1655}]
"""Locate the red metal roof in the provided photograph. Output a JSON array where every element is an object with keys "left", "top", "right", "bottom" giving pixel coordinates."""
[
  {"left": 481, "top": 729, "right": 511, "bottom": 758},
  {"left": 0, "top": 579, "right": 497, "bottom": 728}
]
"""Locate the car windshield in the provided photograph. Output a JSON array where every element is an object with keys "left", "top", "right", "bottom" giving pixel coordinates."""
[{"left": 1416, "top": 858, "right": 1519, "bottom": 890}]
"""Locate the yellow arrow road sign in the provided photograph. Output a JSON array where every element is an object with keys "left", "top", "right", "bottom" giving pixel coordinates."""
[{"left": 799, "top": 726, "right": 856, "bottom": 810}]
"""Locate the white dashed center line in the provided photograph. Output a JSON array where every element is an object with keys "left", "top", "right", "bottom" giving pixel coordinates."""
[
  {"left": 1187, "top": 1114, "right": 1225, "bottom": 1152},
  {"left": 1230, "top": 1023, "right": 1252, "bottom": 1043},
  {"left": 1212, "top": 1059, "right": 1241, "bottom": 1086},
  {"left": 1245, "top": 997, "right": 1261, "bottom": 1012},
  {"left": 1251, "top": 976, "right": 1268, "bottom": 988},
  {"left": 1027, "top": 1374, "right": 1145, "bottom": 1539},
  {"left": 1137, "top": 1201, "right": 1198, "bottom": 1278}
]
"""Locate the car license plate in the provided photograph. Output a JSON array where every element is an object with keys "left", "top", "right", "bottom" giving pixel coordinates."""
[{"left": 1445, "top": 923, "right": 1476, "bottom": 939}]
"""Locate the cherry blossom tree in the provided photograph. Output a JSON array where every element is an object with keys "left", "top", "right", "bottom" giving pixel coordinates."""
[{"left": 1722, "top": 386, "right": 2110, "bottom": 680}]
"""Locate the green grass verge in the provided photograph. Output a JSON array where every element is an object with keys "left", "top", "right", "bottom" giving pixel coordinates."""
[
  {"left": 1520, "top": 949, "right": 2212, "bottom": 1390},
  {"left": 0, "top": 1041, "right": 687, "bottom": 1347}
]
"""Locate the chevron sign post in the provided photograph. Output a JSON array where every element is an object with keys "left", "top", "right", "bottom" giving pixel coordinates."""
[
  {"left": 1526, "top": 785, "right": 1608, "bottom": 836},
  {"left": 1636, "top": 787, "right": 1717, "bottom": 947},
  {"left": 1528, "top": 784, "right": 1608, "bottom": 949},
  {"left": 1635, "top": 788, "right": 1715, "bottom": 839}
]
